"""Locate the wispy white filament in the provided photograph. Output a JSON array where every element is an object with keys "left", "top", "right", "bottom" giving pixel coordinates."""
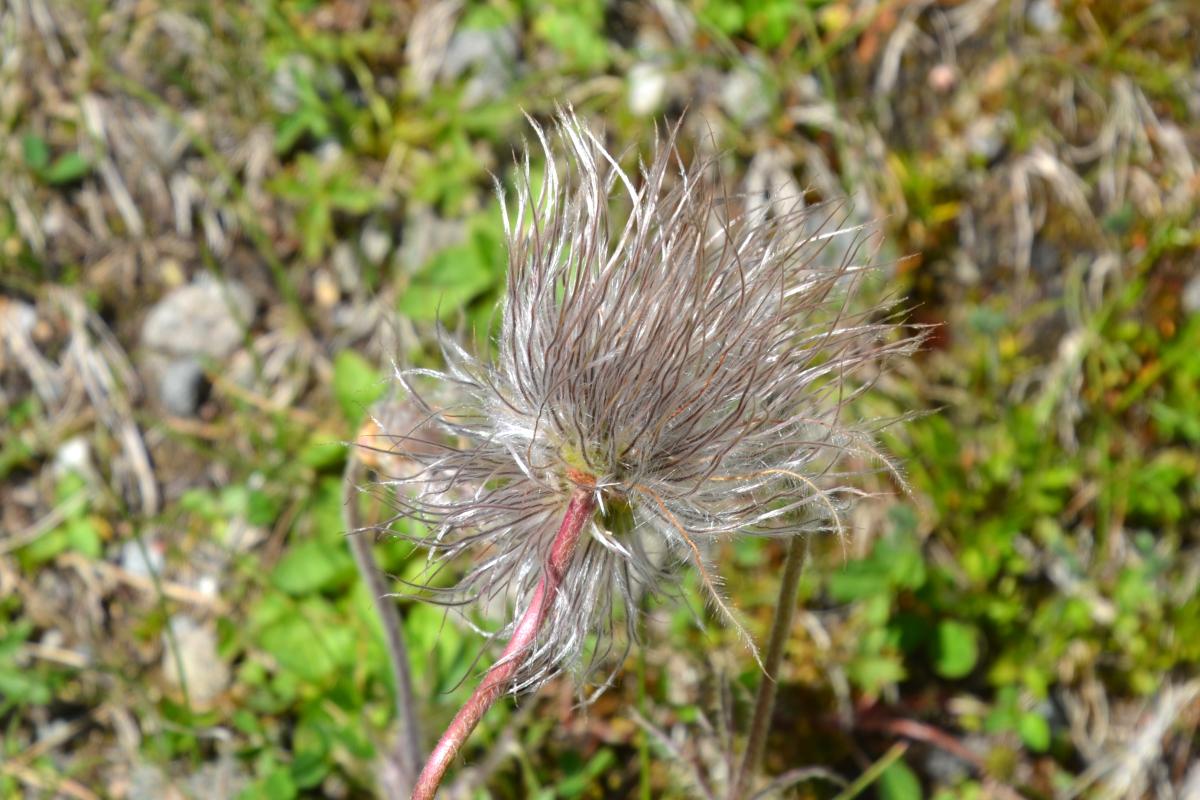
[{"left": 375, "top": 111, "right": 920, "bottom": 693}]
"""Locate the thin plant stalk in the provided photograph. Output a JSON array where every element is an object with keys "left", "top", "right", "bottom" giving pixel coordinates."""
[
  {"left": 344, "top": 456, "right": 423, "bottom": 792},
  {"left": 731, "top": 536, "right": 808, "bottom": 799},
  {"left": 412, "top": 488, "right": 597, "bottom": 800}
]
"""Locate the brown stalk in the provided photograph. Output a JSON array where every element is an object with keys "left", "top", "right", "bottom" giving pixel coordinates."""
[
  {"left": 344, "top": 455, "right": 423, "bottom": 792},
  {"left": 731, "top": 535, "right": 807, "bottom": 799},
  {"left": 411, "top": 487, "right": 596, "bottom": 800}
]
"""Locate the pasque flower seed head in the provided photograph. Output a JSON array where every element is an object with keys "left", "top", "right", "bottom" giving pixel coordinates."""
[{"left": 380, "top": 111, "right": 919, "bottom": 694}]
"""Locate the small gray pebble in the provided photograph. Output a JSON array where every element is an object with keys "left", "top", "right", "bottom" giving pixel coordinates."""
[
  {"left": 120, "top": 538, "right": 163, "bottom": 578},
  {"left": 141, "top": 275, "right": 254, "bottom": 360},
  {"left": 1183, "top": 272, "right": 1200, "bottom": 315},
  {"left": 160, "top": 359, "right": 206, "bottom": 417},
  {"left": 720, "top": 66, "right": 773, "bottom": 126}
]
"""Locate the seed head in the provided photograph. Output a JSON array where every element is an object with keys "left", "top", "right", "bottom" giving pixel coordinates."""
[{"left": 378, "top": 111, "right": 919, "bottom": 694}]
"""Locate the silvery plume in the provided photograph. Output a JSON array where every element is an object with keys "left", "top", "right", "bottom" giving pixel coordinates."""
[{"left": 378, "top": 111, "right": 918, "bottom": 698}]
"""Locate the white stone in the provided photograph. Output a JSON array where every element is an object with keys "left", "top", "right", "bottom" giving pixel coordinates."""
[
  {"left": 162, "top": 616, "right": 229, "bottom": 707},
  {"left": 159, "top": 358, "right": 206, "bottom": 416},
  {"left": 141, "top": 275, "right": 253, "bottom": 360},
  {"left": 1027, "top": 0, "right": 1061, "bottom": 33},
  {"left": 1183, "top": 272, "right": 1200, "bottom": 315},
  {"left": 720, "top": 66, "right": 773, "bottom": 125},
  {"left": 120, "top": 539, "right": 164, "bottom": 579},
  {"left": 628, "top": 62, "right": 668, "bottom": 116},
  {"left": 53, "top": 436, "right": 93, "bottom": 479}
]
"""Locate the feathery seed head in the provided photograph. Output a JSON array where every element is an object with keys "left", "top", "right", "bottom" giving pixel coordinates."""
[{"left": 380, "top": 111, "right": 919, "bottom": 693}]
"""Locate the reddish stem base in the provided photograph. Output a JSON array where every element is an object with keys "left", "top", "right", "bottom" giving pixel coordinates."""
[{"left": 411, "top": 488, "right": 596, "bottom": 800}]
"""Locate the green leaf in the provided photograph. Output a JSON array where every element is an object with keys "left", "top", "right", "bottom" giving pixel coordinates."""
[
  {"left": 43, "top": 152, "right": 92, "bottom": 185},
  {"left": 533, "top": 8, "right": 610, "bottom": 70},
  {"left": 271, "top": 539, "right": 354, "bottom": 595},
  {"left": 0, "top": 666, "right": 53, "bottom": 706},
  {"left": 882, "top": 538, "right": 927, "bottom": 590},
  {"left": 326, "top": 184, "right": 378, "bottom": 213},
  {"left": 697, "top": 0, "right": 745, "bottom": 35},
  {"left": 398, "top": 231, "right": 500, "bottom": 322},
  {"left": 246, "top": 489, "right": 281, "bottom": 527},
  {"left": 298, "top": 439, "right": 347, "bottom": 469},
  {"left": 1018, "top": 711, "right": 1051, "bottom": 752},
  {"left": 307, "top": 478, "right": 345, "bottom": 544},
  {"left": 0, "top": 623, "right": 54, "bottom": 706},
  {"left": 0, "top": 429, "right": 35, "bottom": 480},
  {"left": 747, "top": 0, "right": 804, "bottom": 49},
  {"left": 67, "top": 516, "right": 101, "bottom": 558},
  {"left": 231, "top": 708, "right": 263, "bottom": 737},
  {"left": 848, "top": 655, "right": 906, "bottom": 694},
  {"left": 13, "top": 483, "right": 95, "bottom": 566},
  {"left": 260, "top": 767, "right": 297, "bottom": 800},
  {"left": 404, "top": 604, "right": 466, "bottom": 690},
  {"left": 555, "top": 748, "right": 616, "bottom": 798},
  {"left": 290, "top": 711, "right": 332, "bottom": 788},
  {"left": 54, "top": 470, "right": 89, "bottom": 504},
  {"left": 274, "top": 108, "right": 330, "bottom": 154},
  {"left": 332, "top": 350, "right": 384, "bottom": 425},
  {"left": 828, "top": 560, "right": 889, "bottom": 601},
  {"left": 256, "top": 606, "right": 353, "bottom": 684},
  {"left": 18, "top": 529, "right": 69, "bottom": 567},
  {"left": 935, "top": 620, "right": 979, "bottom": 679},
  {"left": 298, "top": 200, "right": 332, "bottom": 263},
  {"left": 829, "top": 528, "right": 926, "bottom": 602},
  {"left": 22, "top": 134, "right": 50, "bottom": 171},
  {"left": 732, "top": 534, "right": 766, "bottom": 567},
  {"left": 878, "top": 759, "right": 923, "bottom": 800}
]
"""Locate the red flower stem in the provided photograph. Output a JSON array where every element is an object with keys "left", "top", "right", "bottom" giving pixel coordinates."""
[{"left": 411, "top": 487, "right": 596, "bottom": 800}]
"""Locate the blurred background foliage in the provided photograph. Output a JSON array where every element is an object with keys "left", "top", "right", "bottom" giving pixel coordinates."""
[{"left": 1, "top": 0, "right": 1199, "bottom": 798}]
